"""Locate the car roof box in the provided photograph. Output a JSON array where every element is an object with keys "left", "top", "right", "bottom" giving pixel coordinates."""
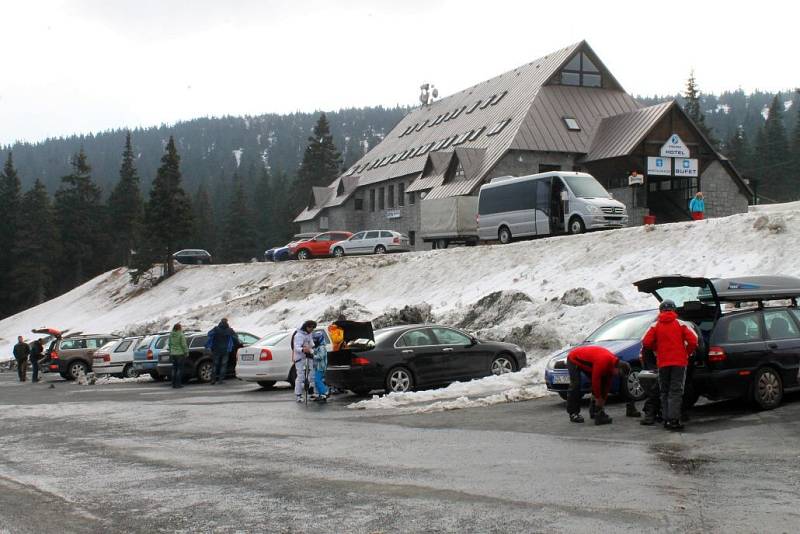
[{"left": 707, "top": 276, "right": 800, "bottom": 302}]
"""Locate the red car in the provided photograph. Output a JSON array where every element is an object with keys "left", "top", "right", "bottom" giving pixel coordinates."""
[{"left": 289, "top": 231, "right": 353, "bottom": 260}]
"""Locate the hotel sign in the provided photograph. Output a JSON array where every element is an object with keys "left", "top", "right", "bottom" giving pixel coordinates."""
[{"left": 660, "top": 134, "right": 691, "bottom": 158}]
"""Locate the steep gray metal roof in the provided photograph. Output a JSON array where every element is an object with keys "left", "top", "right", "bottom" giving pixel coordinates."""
[
  {"left": 583, "top": 101, "right": 673, "bottom": 162},
  {"left": 510, "top": 85, "right": 641, "bottom": 154}
]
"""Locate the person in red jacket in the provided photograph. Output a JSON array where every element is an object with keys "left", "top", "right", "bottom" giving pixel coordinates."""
[
  {"left": 566, "top": 345, "right": 631, "bottom": 425},
  {"left": 641, "top": 299, "right": 698, "bottom": 430}
]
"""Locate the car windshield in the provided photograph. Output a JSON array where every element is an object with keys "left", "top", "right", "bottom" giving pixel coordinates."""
[
  {"left": 563, "top": 175, "right": 611, "bottom": 199},
  {"left": 257, "top": 331, "right": 290, "bottom": 346},
  {"left": 585, "top": 312, "right": 656, "bottom": 342}
]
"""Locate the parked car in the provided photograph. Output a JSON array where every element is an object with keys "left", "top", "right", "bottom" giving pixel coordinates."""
[
  {"left": 264, "top": 247, "right": 278, "bottom": 262},
  {"left": 173, "top": 249, "right": 212, "bottom": 265},
  {"left": 325, "top": 322, "right": 527, "bottom": 396},
  {"left": 235, "top": 328, "right": 332, "bottom": 389},
  {"left": 330, "top": 230, "right": 411, "bottom": 257},
  {"left": 544, "top": 310, "right": 655, "bottom": 401},
  {"left": 132, "top": 333, "right": 172, "bottom": 380},
  {"left": 35, "top": 330, "right": 120, "bottom": 381},
  {"left": 155, "top": 330, "right": 260, "bottom": 383},
  {"left": 92, "top": 336, "right": 144, "bottom": 378},
  {"left": 271, "top": 233, "right": 318, "bottom": 262},
  {"left": 289, "top": 231, "right": 353, "bottom": 260},
  {"left": 634, "top": 275, "right": 800, "bottom": 410}
]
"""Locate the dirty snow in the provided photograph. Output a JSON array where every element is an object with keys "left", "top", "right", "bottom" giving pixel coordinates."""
[{"left": 2, "top": 203, "right": 800, "bottom": 412}]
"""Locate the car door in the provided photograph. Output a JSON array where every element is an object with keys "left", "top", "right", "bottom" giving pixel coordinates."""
[
  {"left": 363, "top": 231, "right": 380, "bottom": 254},
  {"left": 344, "top": 232, "right": 366, "bottom": 254},
  {"left": 394, "top": 328, "right": 441, "bottom": 386},
  {"left": 429, "top": 327, "right": 491, "bottom": 380},
  {"left": 709, "top": 312, "right": 768, "bottom": 397},
  {"left": 310, "top": 233, "right": 331, "bottom": 256},
  {"left": 763, "top": 309, "right": 800, "bottom": 388}
]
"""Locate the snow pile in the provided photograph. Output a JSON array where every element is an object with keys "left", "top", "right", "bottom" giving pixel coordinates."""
[
  {"left": 2, "top": 203, "right": 800, "bottom": 410},
  {"left": 348, "top": 358, "right": 552, "bottom": 414}
]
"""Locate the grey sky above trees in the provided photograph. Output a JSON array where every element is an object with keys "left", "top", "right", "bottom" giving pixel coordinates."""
[{"left": 1, "top": 0, "right": 796, "bottom": 145}]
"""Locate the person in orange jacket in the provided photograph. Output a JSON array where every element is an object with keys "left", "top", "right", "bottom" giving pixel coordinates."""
[
  {"left": 642, "top": 299, "right": 698, "bottom": 430},
  {"left": 328, "top": 316, "right": 346, "bottom": 352}
]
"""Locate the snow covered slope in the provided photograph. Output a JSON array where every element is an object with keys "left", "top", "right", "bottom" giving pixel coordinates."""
[{"left": 1, "top": 205, "right": 797, "bottom": 379}]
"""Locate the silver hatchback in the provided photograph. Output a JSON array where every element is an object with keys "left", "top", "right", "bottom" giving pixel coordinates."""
[{"left": 330, "top": 230, "right": 410, "bottom": 257}]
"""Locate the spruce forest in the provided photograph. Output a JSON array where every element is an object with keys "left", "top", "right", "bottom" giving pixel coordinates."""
[{"left": 1, "top": 84, "right": 799, "bottom": 320}]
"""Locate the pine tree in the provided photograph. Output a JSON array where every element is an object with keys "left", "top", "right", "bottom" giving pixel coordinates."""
[
  {"left": 10, "top": 180, "right": 58, "bottom": 308},
  {"left": 270, "top": 168, "right": 295, "bottom": 244},
  {"left": 726, "top": 125, "right": 751, "bottom": 173},
  {"left": 758, "top": 94, "right": 791, "bottom": 200},
  {"left": 108, "top": 132, "right": 144, "bottom": 267},
  {"left": 792, "top": 89, "right": 800, "bottom": 168},
  {"left": 0, "top": 152, "right": 22, "bottom": 316},
  {"left": 145, "top": 136, "right": 193, "bottom": 277},
  {"left": 54, "top": 148, "right": 107, "bottom": 289},
  {"left": 291, "top": 113, "right": 342, "bottom": 217},
  {"left": 683, "top": 70, "right": 717, "bottom": 145},
  {"left": 220, "top": 174, "right": 258, "bottom": 262},
  {"left": 191, "top": 184, "right": 216, "bottom": 254},
  {"left": 254, "top": 167, "right": 273, "bottom": 248}
]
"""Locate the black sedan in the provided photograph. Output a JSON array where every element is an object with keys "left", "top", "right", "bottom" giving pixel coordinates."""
[{"left": 325, "top": 322, "right": 527, "bottom": 396}]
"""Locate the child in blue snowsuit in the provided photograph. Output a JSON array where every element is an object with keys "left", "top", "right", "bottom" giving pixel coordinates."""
[{"left": 312, "top": 331, "right": 329, "bottom": 402}]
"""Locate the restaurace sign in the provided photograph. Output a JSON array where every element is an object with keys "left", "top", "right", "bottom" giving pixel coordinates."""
[{"left": 660, "top": 134, "right": 691, "bottom": 158}]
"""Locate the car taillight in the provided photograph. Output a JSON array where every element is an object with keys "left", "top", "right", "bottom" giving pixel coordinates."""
[
  {"left": 259, "top": 349, "right": 273, "bottom": 361},
  {"left": 708, "top": 346, "right": 726, "bottom": 363},
  {"left": 146, "top": 349, "right": 153, "bottom": 360},
  {"left": 102, "top": 354, "right": 111, "bottom": 362},
  {"left": 351, "top": 357, "right": 371, "bottom": 366},
  {"left": 393, "top": 237, "right": 400, "bottom": 244},
  {"left": 50, "top": 350, "right": 59, "bottom": 360},
  {"left": 50, "top": 364, "right": 58, "bottom": 370}
]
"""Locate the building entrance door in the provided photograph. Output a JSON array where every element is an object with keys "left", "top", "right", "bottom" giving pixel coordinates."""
[{"left": 647, "top": 176, "right": 698, "bottom": 223}]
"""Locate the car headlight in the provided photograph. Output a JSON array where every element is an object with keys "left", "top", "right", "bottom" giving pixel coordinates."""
[
  {"left": 586, "top": 204, "right": 602, "bottom": 215},
  {"left": 546, "top": 357, "right": 563, "bottom": 370}
]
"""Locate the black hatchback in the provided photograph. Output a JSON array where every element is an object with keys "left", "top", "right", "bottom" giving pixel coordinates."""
[
  {"left": 325, "top": 321, "right": 527, "bottom": 396},
  {"left": 635, "top": 275, "right": 800, "bottom": 410}
]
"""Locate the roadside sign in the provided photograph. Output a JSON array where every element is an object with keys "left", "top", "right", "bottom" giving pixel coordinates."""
[
  {"left": 674, "top": 158, "right": 698, "bottom": 177},
  {"left": 647, "top": 157, "right": 672, "bottom": 176},
  {"left": 660, "top": 134, "right": 690, "bottom": 158},
  {"left": 628, "top": 172, "right": 644, "bottom": 186}
]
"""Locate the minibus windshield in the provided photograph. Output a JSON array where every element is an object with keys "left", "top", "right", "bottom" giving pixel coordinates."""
[{"left": 563, "top": 175, "right": 611, "bottom": 199}]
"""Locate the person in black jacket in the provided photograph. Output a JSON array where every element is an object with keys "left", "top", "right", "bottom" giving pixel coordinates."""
[
  {"left": 29, "top": 339, "right": 44, "bottom": 383},
  {"left": 205, "top": 318, "right": 240, "bottom": 385},
  {"left": 13, "top": 336, "right": 30, "bottom": 382}
]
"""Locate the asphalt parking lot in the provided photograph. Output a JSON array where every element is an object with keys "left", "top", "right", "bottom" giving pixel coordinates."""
[{"left": 1, "top": 370, "right": 799, "bottom": 533}]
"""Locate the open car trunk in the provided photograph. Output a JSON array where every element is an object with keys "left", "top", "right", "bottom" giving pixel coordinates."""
[
  {"left": 327, "top": 321, "right": 375, "bottom": 367},
  {"left": 634, "top": 275, "right": 720, "bottom": 325}
]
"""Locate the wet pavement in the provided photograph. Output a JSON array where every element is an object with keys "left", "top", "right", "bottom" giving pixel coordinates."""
[{"left": 1, "top": 370, "right": 799, "bottom": 533}]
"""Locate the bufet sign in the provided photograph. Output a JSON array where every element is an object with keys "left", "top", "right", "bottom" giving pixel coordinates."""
[
  {"left": 660, "top": 134, "right": 691, "bottom": 158},
  {"left": 674, "top": 158, "right": 698, "bottom": 177}
]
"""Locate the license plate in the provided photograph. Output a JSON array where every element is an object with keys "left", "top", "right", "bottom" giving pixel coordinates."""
[
  {"left": 160, "top": 355, "right": 170, "bottom": 362},
  {"left": 241, "top": 354, "right": 254, "bottom": 361},
  {"left": 93, "top": 358, "right": 104, "bottom": 363},
  {"left": 552, "top": 374, "right": 570, "bottom": 384}
]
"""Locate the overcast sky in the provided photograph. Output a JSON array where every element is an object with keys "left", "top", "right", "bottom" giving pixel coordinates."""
[{"left": 1, "top": 0, "right": 797, "bottom": 146}]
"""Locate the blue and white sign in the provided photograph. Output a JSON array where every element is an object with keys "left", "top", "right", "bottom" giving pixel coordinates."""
[
  {"left": 674, "top": 158, "right": 698, "bottom": 177},
  {"left": 660, "top": 134, "right": 691, "bottom": 158},
  {"left": 647, "top": 156, "right": 672, "bottom": 176}
]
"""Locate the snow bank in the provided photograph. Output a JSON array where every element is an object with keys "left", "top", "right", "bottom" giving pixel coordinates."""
[{"left": 2, "top": 203, "right": 800, "bottom": 409}]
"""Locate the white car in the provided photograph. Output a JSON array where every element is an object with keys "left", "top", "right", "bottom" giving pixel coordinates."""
[
  {"left": 92, "top": 336, "right": 144, "bottom": 378},
  {"left": 329, "top": 230, "right": 411, "bottom": 257},
  {"left": 236, "top": 329, "right": 332, "bottom": 389}
]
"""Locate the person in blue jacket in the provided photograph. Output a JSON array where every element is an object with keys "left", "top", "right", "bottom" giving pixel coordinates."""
[
  {"left": 689, "top": 191, "right": 705, "bottom": 220},
  {"left": 205, "top": 318, "right": 239, "bottom": 385},
  {"left": 312, "top": 331, "right": 329, "bottom": 402}
]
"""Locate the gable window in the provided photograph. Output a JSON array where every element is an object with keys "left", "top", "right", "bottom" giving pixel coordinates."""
[
  {"left": 452, "top": 161, "right": 466, "bottom": 182},
  {"left": 563, "top": 117, "right": 580, "bottom": 131},
  {"left": 558, "top": 52, "right": 603, "bottom": 88},
  {"left": 337, "top": 181, "right": 345, "bottom": 196}
]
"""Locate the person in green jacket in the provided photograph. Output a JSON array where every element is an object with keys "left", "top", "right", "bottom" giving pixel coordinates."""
[{"left": 168, "top": 323, "right": 189, "bottom": 388}]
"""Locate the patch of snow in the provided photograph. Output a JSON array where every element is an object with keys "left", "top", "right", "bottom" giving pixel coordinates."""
[
  {"left": 761, "top": 105, "right": 769, "bottom": 120},
  {"left": 715, "top": 104, "right": 730, "bottom": 114},
  {"left": 785, "top": 100, "right": 793, "bottom": 111},
  {"left": 232, "top": 148, "right": 243, "bottom": 168}
]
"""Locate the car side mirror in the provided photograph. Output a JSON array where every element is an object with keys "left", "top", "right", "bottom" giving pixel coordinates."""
[{"left": 469, "top": 336, "right": 478, "bottom": 346}]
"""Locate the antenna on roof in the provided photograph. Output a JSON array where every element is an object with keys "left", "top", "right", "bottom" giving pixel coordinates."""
[{"left": 419, "top": 83, "right": 438, "bottom": 107}]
